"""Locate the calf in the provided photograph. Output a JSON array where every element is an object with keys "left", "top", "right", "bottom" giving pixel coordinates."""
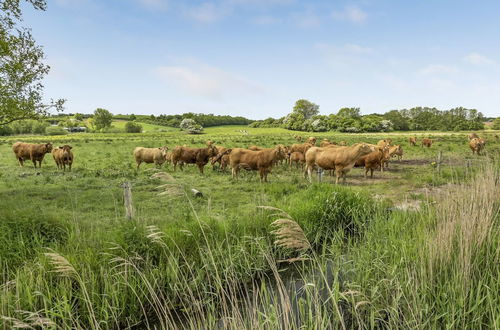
[
  {"left": 52, "top": 145, "right": 74, "bottom": 171},
  {"left": 409, "top": 137, "right": 417, "bottom": 146},
  {"left": 421, "top": 138, "right": 433, "bottom": 148}
]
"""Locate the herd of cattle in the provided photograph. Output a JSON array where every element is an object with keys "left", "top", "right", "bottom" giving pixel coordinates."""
[{"left": 10, "top": 133, "right": 488, "bottom": 183}]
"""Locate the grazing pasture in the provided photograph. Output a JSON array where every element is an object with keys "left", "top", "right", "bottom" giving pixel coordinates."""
[{"left": 0, "top": 126, "right": 499, "bottom": 329}]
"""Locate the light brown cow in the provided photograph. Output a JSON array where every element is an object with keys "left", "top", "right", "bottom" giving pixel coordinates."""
[
  {"left": 306, "top": 137, "right": 317, "bottom": 146},
  {"left": 389, "top": 145, "right": 403, "bottom": 160},
  {"left": 409, "top": 137, "right": 417, "bottom": 146},
  {"left": 12, "top": 142, "right": 53, "bottom": 168},
  {"left": 305, "top": 143, "right": 375, "bottom": 184},
  {"left": 320, "top": 139, "right": 337, "bottom": 147},
  {"left": 421, "top": 138, "right": 433, "bottom": 148},
  {"left": 290, "top": 143, "right": 313, "bottom": 154},
  {"left": 228, "top": 145, "right": 286, "bottom": 182},
  {"left": 211, "top": 146, "right": 230, "bottom": 171},
  {"left": 355, "top": 146, "right": 387, "bottom": 178},
  {"left": 289, "top": 151, "right": 305, "bottom": 169},
  {"left": 469, "top": 138, "right": 486, "bottom": 155},
  {"left": 52, "top": 145, "right": 74, "bottom": 171},
  {"left": 134, "top": 146, "right": 169, "bottom": 169},
  {"left": 248, "top": 145, "right": 262, "bottom": 151},
  {"left": 171, "top": 145, "right": 218, "bottom": 173},
  {"left": 468, "top": 133, "right": 479, "bottom": 140}
]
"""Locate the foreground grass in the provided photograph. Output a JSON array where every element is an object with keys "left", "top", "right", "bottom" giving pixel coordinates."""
[{"left": 0, "top": 127, "right": 499, "bottom": 328}]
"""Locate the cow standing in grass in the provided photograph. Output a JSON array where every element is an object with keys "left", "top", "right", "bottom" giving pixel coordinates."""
[
  {"left": 171, "top": 144, "right": 218, "bottom": 174},
  {"left": 134, "top": 146, "right": 169, "bottom": 169},
  {"left": 52, "top": 145, "right": 74, "bottom": 171},
  {"left": 12, "top": 142, "right": 53, "bottom": 168}
]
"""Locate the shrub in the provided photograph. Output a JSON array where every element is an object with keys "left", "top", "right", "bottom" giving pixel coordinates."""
[
  {"left": 125, "top": 121, "right": 142, "bottom": 133},
  {"left": 180, "top": 118, "right": 203, "bottom": 134},
  {"left": 45, "top": 126, "right": 68, "bottom": 135}
]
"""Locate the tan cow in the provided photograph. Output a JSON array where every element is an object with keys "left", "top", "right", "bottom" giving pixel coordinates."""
[
  {"left": 134, "top": 146, "right": 169, "bottom": 169},
  {"left": 290, "top": 143, "right": 313, "bottom": 154},
  {"left": 171, "top": 144, "right": 218, "bottom": 173},
  {"left": 305, "top": 143, "right": 375, "bottom": 184},
  {"left": 320, "top": 139, "right": 337, "bottom": 147},
  {"left": 12, "top": 142, "right": 53, "bottom": 168},
  {"left": 306, "top": 137, "right": 317, "bottom": 146},
  {"left": 211, "top": 146, "right": 230, "bottom": 171},
  {"left": 421, "top": 138, "right": 433, "bottom": 148},
  {"left": 52, "top": 145, "right": 74, "bottom": 171},
  {"left": 468, "top": 133, "right": 479, "bottom": 140},
  {"left": 228, "top": 145, "right": 286, "bottom": 182},
  {"left": 289, "top": 151, "right": 305, "bottom": 169},
  {"left": 355, "top": 146, "right": 387, "bottom": 178},
  {"left": 409, "top": 137, "right": 417, "bottom": 146},
  {"left": 248, "top": 145, "right": 263, "bottom": 151},
  {"left": 469, "top": 138, "right": 486, "bottom": 155}
]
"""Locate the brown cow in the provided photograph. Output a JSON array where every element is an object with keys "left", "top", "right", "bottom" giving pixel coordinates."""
[
  {"left": 171, "top": 144, "right": 218, "bottom": 173},
  {"left": 228, "top": 145, "right": 286, "bottom": 182},
  {"left": 134, "top": 146, "right": 169, "bottom": 169},
  {"left": 320, "top": 139, "right": 337, "bottom": 147},
  {"left": 468, "top": 133, "right": 479, "bottom": 140},
  {"left": 306, "top": 137, "right": 317, "bottom": 145},
  {"left": 305, "top": 143, "right": 375, "bottom": 184},
  {"left": 290, "top": 143, "right": 313, "bottom": 154},
  {"left": 289, "top": 151, "right": 305, "bottom": 169},
  {"left": 355, "top": 146, "right": 387, "bottom": 178},
  {"left": 409, "top": 137, "right": 417, "bottom": 146},
  {"left": 211, "top": 146, "right": 230, "bottom": 171},
  {"left": 421, "top": 138, "right": 433, "bottom": 148},
  {"left": 52, "top": 145, "right": 74, "bottom": 171},
  {"left": 12, "top": 142, "right": 53, "bottom": 168},
  {"left": 469, "top": 138, "right": 486, "bottom": 155}
]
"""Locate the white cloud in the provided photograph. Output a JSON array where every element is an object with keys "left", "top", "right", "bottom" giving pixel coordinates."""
[
  {"left": 332, "top": 5, "right": 368, "bottom": 24},
  {"left": 137, "top": 0, "right": 168, "bottom": 10},
  {"left": 418, "top": 64, "right": 459, "bottom": 76},
  {"left": 155, "top": 63, "right": 264, "bottom": 100},
  {"left": 294, "top": 11, "right": 321, "bottom": 28},
  {"left": 316, "top": 43, "right": 374, "bottom": 66},
  {"left": 184, "top": 2, "right": 230, "bottom": 23},
  {"left": 463, "top": 53, "right": 495, "bottom": 65}
]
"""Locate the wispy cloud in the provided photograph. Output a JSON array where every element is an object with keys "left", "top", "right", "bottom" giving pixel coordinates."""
[
  {"left": 155, "top": 62, "right": 265, "bottom": 99},
  {"left": 137, "top": 0, "right": 168, "bottom": 10},
  {"left": 184, "top": 2, "right": 230, "bottom": 23},
  {"left": 463, "top": 52, "right": 496, "bottom": 65},
  {"left": 294, "top": 11, "right": 321, "bottom": 28},
  {"left": 332, "top": 5, "right": 368, "bottom": 24},
  {"left": 418, "top": 64, "right": 459, "bottom": 76}
]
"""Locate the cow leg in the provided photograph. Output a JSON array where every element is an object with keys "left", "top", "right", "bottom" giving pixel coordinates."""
[
  {"left": 136, "top": 161, "right": 141, "bottom": 170},
  {"left": 364, "top": 168, "right": 368, "bottom": 178},
  {"left": 198, "top": 163, "right": 204, "bottom": 174},
  {"left": 18, "top": 157, "right": 24, "bottom": 167},
  {"left": 370, "top": 169, "right": 374, "bottom": 178}
]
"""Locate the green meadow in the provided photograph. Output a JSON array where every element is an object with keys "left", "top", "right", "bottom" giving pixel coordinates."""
[{"left": 0, "top": 126, "right": 499, "bottom": 329}]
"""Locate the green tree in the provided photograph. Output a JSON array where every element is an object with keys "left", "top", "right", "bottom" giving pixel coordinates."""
[
  {"left": 180, "top": 118, "right": 203, "bottom": 134},
  {"left": 293, "top": 99, "right": 319, "bottom": 119},
  {"left": 93, "top": 108, "right": 113, "bottom": 130},
  {"left": 0, "top": 0, "right": 64, "bottom": 127},
  {"left": 74, "top": 113, "right": 83, "bottom": 121},
  {"left": 337, "top": 107, "right": 361, "bottom": 118},
  {"left": 492, "top": 117, "right": 500, "bottom": 130},
  {"left": 383, "top": 110, "right": 409, "bottom": 130},
  {"left": 129, "top": 114, "right": 137, "bottom": 121},
  {"left": 125, "top": 121, "right": 142, "bottom": 133}
]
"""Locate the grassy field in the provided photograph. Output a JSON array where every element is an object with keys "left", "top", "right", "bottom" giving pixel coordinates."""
[{"left": 0, "top": 126, "right": 499, "bottom": 329}]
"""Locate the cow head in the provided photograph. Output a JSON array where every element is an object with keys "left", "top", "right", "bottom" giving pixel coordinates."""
[
  {"left": 158, "top": 146, "right": 169, "bottom": 158},
  {"left": 207, "top": 144, "right": 218, "bottom": 157},
  {"left": 275, "top": 144, "right": 287, "bottom": 160},
  {"left": 45, "top": 143, "right": 53, "bottom": 153},
  {"left": 59, "top": 145, "right": 72, "bottom": 150}
]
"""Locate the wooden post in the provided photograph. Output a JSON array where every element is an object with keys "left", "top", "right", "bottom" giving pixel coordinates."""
[
  {"left": 436, "top": 151, "right": 443, "bottom": 173},
  {"left": 121, "top": 182, "right": 134, "bottom": 220}
]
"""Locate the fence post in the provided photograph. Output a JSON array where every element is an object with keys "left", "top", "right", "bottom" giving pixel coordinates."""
[
  {"left": 121, "top": 181, "right": 134, "bottom": 220},
  {"left": 436, "top": 151, "right": 443, "bottom": 173}
]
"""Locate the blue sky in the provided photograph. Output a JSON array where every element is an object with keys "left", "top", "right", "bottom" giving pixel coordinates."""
[{"left": 22, "top": 0, "right": 500, "bottom": 118}]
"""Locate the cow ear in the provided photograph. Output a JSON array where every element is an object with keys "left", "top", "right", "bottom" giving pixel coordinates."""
[
  {"left": 59, "top": 146, "right": 64, "bottom": 148},
  {"left": 69, "top": 146, "right": 73, "bottom": 149}
]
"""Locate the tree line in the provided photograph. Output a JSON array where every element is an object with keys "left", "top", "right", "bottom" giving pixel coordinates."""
[
  {"left": 250, "top": 99, "right": 488, "bottom": 132},
  {"left": 139, "top": 113, "right": 253, "bottom": 128}
]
